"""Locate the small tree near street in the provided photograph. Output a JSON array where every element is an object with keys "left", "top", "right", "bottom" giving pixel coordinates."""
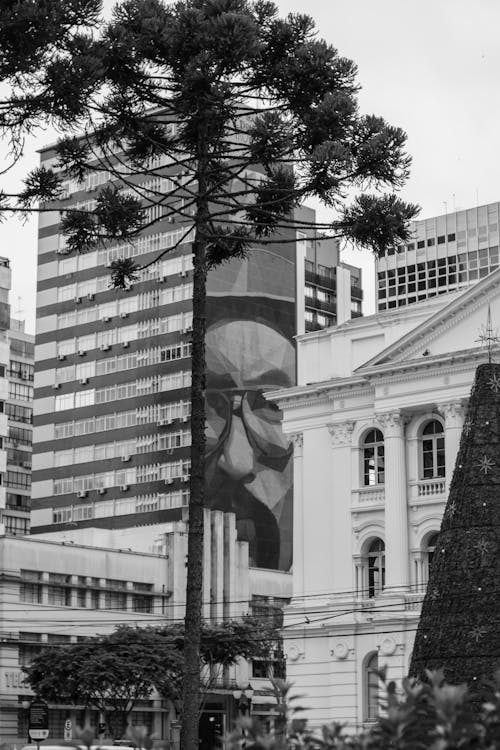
[{"left": 24, "top": 618, "right": 279, "bottom": 735}]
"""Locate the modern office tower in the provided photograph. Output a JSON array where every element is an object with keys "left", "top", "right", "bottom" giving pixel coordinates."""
[
  {"left": 0, "top": 259, "right": 11, "bottom": 533},
  {"left": 304, "top": 237, "right": 362, "bottom": 332},
  {"left": 376, "top": 202, "right": 500, "bottom": 312},
  {"left": 31, "top": 144, "right": 364, "bottom": 572},
  {"left": 5, "top": 318, "right": 34, "bottom": 536}
]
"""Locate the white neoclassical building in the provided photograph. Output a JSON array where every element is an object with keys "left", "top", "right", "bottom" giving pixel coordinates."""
[{"left": 269, "top": 268, "right": 500, "bottom": 729}]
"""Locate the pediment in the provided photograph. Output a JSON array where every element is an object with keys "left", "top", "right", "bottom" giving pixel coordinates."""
[{"left": 357, "top": 268, "right": 500, "bottom": 370}]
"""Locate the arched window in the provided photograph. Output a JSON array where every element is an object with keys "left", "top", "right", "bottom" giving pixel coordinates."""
[
  {"left": 363, "top": 429, "right": 385, "bottom": 486},
  {"left": 424, "top": 532, "right": 439, "bottom": 583},
  {"left": 367, "top": 539, "right": 385, "bottom": 598},
  {"left": 421, "top": 420, "right": 445, "bottom": 478},
  {"left": 364, "top": 651, "right": 379, "bottom": 720}
]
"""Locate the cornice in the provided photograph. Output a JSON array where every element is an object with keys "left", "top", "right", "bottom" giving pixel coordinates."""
[{"left": 359, "top": 349, "right": 486, "bottom": 385}]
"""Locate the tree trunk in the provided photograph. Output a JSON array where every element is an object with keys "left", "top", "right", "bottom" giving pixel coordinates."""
[{"left": 181, "top": 164, "right": 208, "bottom": 750}]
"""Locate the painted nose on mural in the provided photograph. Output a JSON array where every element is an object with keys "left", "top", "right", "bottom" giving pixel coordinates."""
[{"left": 217, "top": 412, "right": 256, "bottom": 482}]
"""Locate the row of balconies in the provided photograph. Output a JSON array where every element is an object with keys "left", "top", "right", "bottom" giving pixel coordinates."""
[{"left": 352, "top": 477, "right": 446, "bottom": 510}]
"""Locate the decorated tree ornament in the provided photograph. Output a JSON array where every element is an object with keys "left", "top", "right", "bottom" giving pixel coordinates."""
[
  {"left": 477, "top": 455, "right": 495, "bottom": 474},
  {"left": 410, "top": 362, "right": 500, "bottom": 690}
]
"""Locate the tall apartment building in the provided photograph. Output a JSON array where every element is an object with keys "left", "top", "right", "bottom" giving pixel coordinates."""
[
  {"left": 376, "top": 202, "right": 500, "bottom": 312},
  {"left": 31, "top": 144, "right": 364, "bottom": 572},
  {"left": 5, "top": 318, "right": 34, "bottom": 536}
]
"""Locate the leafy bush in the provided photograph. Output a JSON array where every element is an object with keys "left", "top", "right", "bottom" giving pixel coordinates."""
[{"left": 226, "top": 672, "right": 500, "bottom": 750}]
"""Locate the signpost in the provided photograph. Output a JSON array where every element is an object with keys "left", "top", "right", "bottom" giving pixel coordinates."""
[
  {"left": 28, "top": 698, "right": 49, "bottom": 747},
  {"left": 64, "top": 719, "right": 72, "bottom": 741}
]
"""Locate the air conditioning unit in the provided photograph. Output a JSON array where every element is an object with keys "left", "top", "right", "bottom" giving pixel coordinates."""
[
  {"left": 120, "top": 484, "right": 130, "bottom": 491},
  {"left": 183, "top": 327, "right": 192, "bottom": 335},
  {"left": 75, "top": 296, "right": 82, "bottom": 304},
  {"left": 157, "top": 418, "right": 167, "bottom": 426},
  {"left": 122, "top": 341, "right": 130, "bottom": 348},
  {"left": 120, "top": 312, "right": 129, "bottom": 319},
  {"left": 182, "top": 475, "right": 190, "bottom": 482},
  {"left": 165, "top": 478, "right": 174, "bottom": 485},
  {"left": 106, "top": 261, "right": 113, "bottom": 268},
  {"left": 166, "top": 449, "right": 174, "bottom": 455},
  {"left": 124, "top": 285, "right": 133, "bottom": 293},
  {"left": 103, "top": 315, "right": 111, "bottom": 322},
  {"left": 23, "top": 461, "right": 31, "bottom": 469},
  {"left": 97, "top": 488, "right": 106, "bottom": 495},
  {"left": 121, "top": 455, "right": 131, "bottom": 463},
  {"left": 52, "top": 383, "right": 61, "bottom": 390},
  {"left": 57, "top": 354, "right": 66, "bottom": 361},
  {"left": 182, "top": 416, "right": 189, "bottom": 423},
  {"left": 77, "top": 349, "right": 86, "bottom": 357},
  {"left": 100, "top": 343, "right": 110, "bottom": 351},
  {"left": 161, "top": 275, "right": 168, "bottom": 283},
  {"left": 180, "top": 270, "right": 188, "bottom": 278},
  {"left": 80, "top": 377, "right": 89, "bottom": 385},
  {"left": 87, "top": 293, "right": 95, "bottom": 301},
  {"left": 77, "top": 490, "right": 88, "bottom": 499}
]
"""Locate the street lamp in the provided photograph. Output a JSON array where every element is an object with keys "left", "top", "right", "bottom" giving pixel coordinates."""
[
  {"left": 21, "top": 699, "right": 31, "bottom": 744},
  {"left": 232, "top": 684, "right": 254, "bottom": 717}
]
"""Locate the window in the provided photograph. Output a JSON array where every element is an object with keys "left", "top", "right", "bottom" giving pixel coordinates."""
[
  {"left": 55, "top": 393, "right": 75, "bottom": 411},
  {"left": 9, "top": 360, "right": 34, "bottom": 381},
  {"left": 6, "top": 470, "right": 31, "bottom": 488},
  {"left": 421, "top": 420, "right": 445, "bottom": 478},
  {"left": 19, "top": 633, "right": 43, "bottom": 666},
  {"left": 105, "top": 591, "right": 127, "bottom": 610},
  {"left": 367, "top": 539, "right": 385, "bottom": 598},
  {"left": 20, "top": 570, "right": 42, "bottom": 603},
  {"left": 75, "top": 389, "right": 95, "bottom": 408},
  {"left": 363, "top": 430, "right": 384, "bottom": 486},
  {"left": 5, "top": 516, "right": 29, "bottom": 535},
  {"left": 364, "top": 652, "right": 379, "bottom": 720},
  {"left": 8, "top": 426, "right": 32, "bottom": 446},
  {"left": 423, "top": 532, "right": 439, "bottom": 584},
  {"left": 48, "top": 573, "right": 72, "bottom": 606},
  {"left": 9, "top": 383, "right": 33, "bottom": 402}
]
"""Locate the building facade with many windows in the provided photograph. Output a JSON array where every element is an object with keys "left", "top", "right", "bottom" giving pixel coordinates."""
[
  {"left": 5, "top": 318, "right": 34, "bottom": 536},
  {"left": 376, "top": 202, "right": 500, "bottom": 312},
  {"left": 31, "top": 142, "right": 364, "bottom": 573},
  {"left": 270, "top": 268, "right": 500, "bottom": 728}
]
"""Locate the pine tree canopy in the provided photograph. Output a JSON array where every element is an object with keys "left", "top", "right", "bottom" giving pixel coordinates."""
[
  {"left": 411, "top": 363, "right": 500, "bottom": 693},
  {"left": 3, "top": 0, "right": 419, "bottom": 272}
]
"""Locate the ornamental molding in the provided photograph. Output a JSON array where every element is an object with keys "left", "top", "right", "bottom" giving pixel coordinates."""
[
  {"left": 290, "top": 432, "right": 303, "bottom": 450},
  {"left": 362, "top": 272, "right": 500, "bottom": 367},
  {"left": 361, "top": 352, "right": 483, "bottom": 386},
  {"left": 436, "top": 400, "right": 466, "bottom": 422},
  {"left": 327, "top": 420, "right": 355, "bottom": 447},
  {"left": 376, "top": 410, "right": 409, "bottom": 433}
]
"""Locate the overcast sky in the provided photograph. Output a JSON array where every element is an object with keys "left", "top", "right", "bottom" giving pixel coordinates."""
[{"left": 2, "top": 0, "right": 499, "bottom": 332}]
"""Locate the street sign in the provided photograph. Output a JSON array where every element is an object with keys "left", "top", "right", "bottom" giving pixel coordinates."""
[
  {"left": 29, "top": 698, "right": 49, "bottom": 742},
  {"left": 64, "top": 719, "right": 72, "bottom": 741}
]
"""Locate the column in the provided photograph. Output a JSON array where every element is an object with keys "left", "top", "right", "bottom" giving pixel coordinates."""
[
  {"left": 378, "top": 411, "right": 409, "bottom": 592},
  {"left": 291, "top": 432, "right": 304, "bottom": 599},
  {"left": 327, "top": 421, "right": 355, "bottom": 595},
  {"left": 437, "top": 401, "right": 465, "bottom": 496}
]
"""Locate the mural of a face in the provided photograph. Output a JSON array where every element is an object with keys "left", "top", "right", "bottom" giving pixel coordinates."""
[{"left": 205, "top": 318, "right": 294, "bottom": 570}]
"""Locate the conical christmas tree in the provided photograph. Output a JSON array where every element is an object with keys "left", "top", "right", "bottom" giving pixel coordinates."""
[{"left": 410, "top": 362, "right": 500, "bottom": 687}]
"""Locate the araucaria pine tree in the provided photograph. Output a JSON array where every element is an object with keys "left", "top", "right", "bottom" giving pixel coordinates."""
[
  {"left": 411, "top": 362, "right": 500, "bottom": 688},
  {"left": 3, "top": 1, "right": 419, "bottom": 747}
]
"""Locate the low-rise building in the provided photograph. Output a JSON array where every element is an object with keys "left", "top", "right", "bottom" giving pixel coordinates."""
[
  {"left": 270, "top": 268, "right": 500, "bottom": 729},
  {"left": 0, "top": 509, "right": 291, "bottom": 745}
]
